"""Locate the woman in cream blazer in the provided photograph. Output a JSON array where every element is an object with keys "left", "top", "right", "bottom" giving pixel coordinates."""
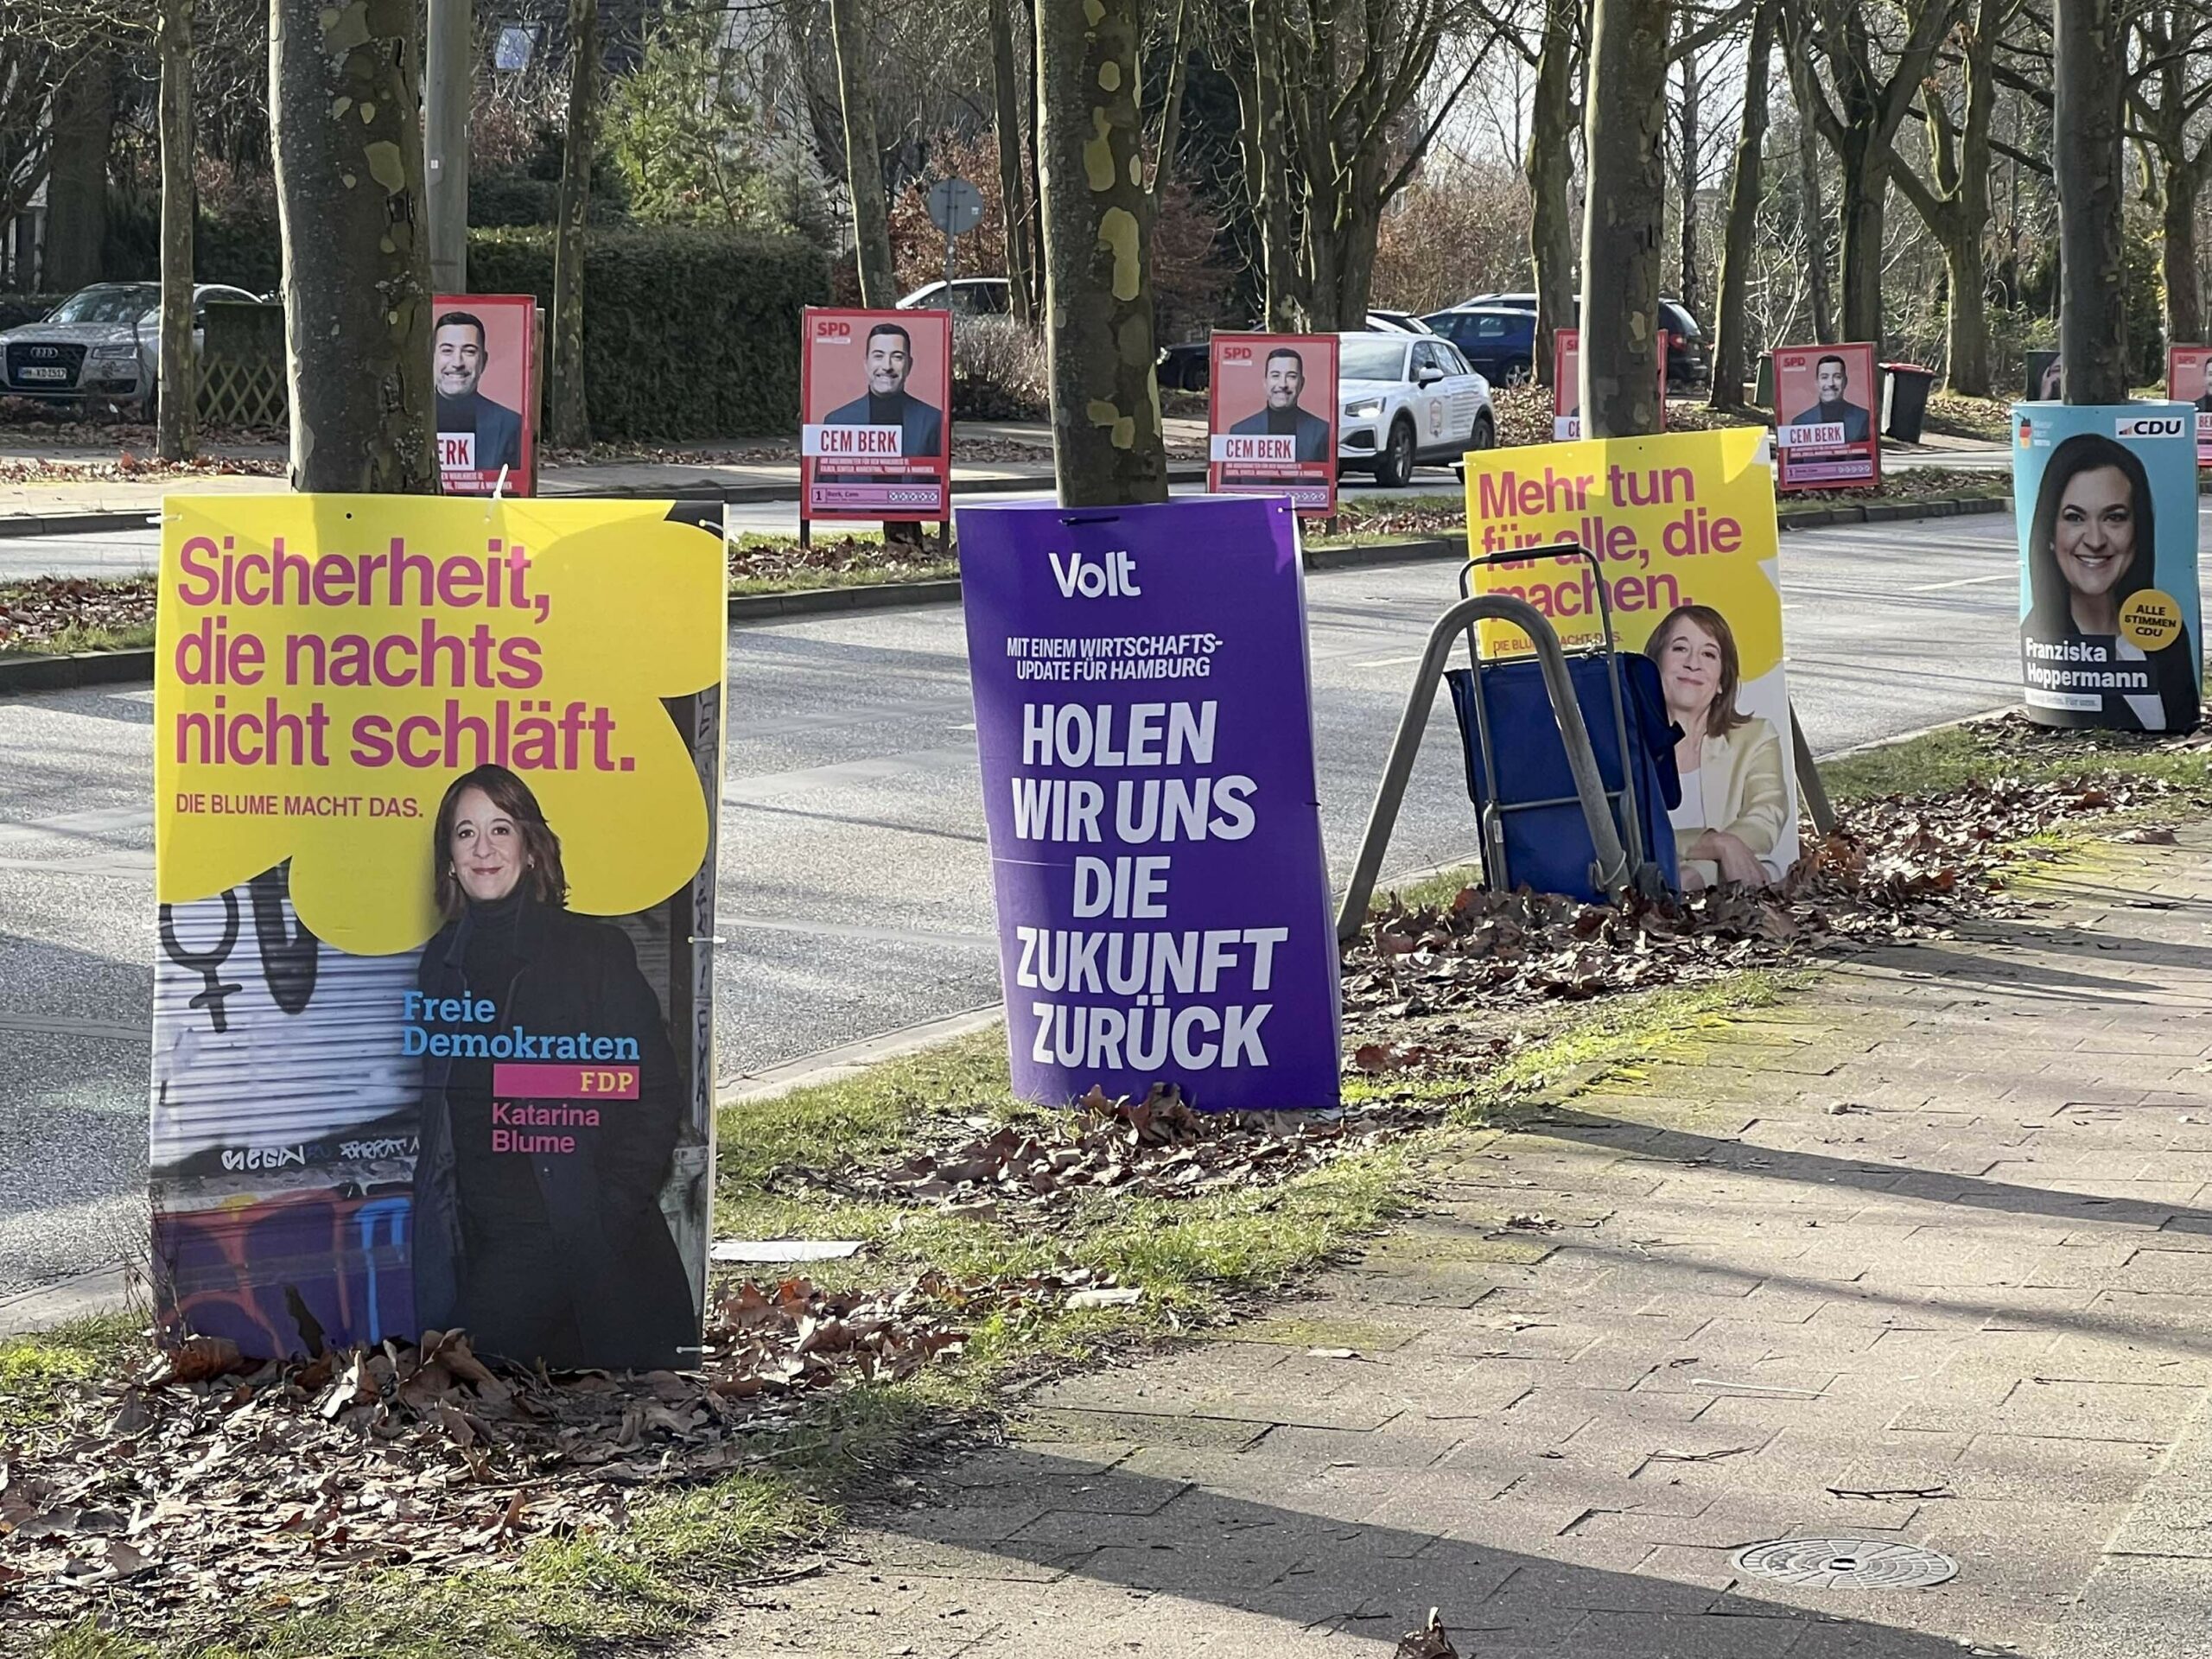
[{"left": 1644, "top": 604, "right": 1787, "bottom": 889}]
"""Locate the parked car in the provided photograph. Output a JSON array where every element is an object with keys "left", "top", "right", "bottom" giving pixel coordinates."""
[
  {"left": 1337, "top": 330, "right": 1495, "bottom": 488},
  {"left": 1448, "top": 290, "right": 1710, "bottom": 387},
  {"left": 894, "top": 277, "right": 1013, "bottom": 316},
  {"left": 1156, "top": 312, "right": 1438, "bottom": 391},
  {"left": 1422, "top": 305, "right": 1536, "bottom": 385},
  {"left": 0, "top": 282, "right": 264, "bottom": 416},
  {"left": 1363, "top": 308, "right": 1437, "bottom": 335}
]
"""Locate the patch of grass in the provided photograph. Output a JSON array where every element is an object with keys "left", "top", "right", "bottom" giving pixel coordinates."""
[
  {"left": 3, "top": 620, "right": 157, "bottom": 655},
  {"left": 1438, "top": 970, "right": 1799, "bottom": 1127},
  {"left": 728, "top": 559, "right": 957, "bottom": 597},
  {"left": 0, "top": 1312, "right": 139, "bottom": 1431},
  {"left": 1823, "top": 714, "right": 2212, "bottom": 803}
]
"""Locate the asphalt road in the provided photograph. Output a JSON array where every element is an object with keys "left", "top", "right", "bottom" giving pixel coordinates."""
[{"left": 0, "top": 503, "right": 2081, "bottom": 1297}]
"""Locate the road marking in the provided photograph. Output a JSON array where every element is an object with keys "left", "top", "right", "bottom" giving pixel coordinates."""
[
  {"left": 1351, "top": 653, "right": 1425, "bottom": 670},
  {"left": 1906, "top": 573, "right": 2017, "bottom": 594}
]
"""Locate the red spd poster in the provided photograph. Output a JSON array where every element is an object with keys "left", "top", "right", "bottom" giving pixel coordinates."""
[
  {"left": 2168, "top": 344, "right": 2212, "bottom": 467},
  {"left": 433, "top": 295, "right": 537, "bottom": 496},
  {"left": 1206, "top": 333, "right": 1338, "bottom": 514},
  {"left": 801, "top": 308, "right": 952, "bottom": 523},
  {"left": 1551, "top": 328, "right": 1668, "bottom": 442},
  {"left": 1773, "top": 341, "right": 1880, "bottom": 492}
]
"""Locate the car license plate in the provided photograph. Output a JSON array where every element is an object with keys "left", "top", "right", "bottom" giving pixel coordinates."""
[{"left": 16, "top": 365, "right": 68, "bottom": 382}]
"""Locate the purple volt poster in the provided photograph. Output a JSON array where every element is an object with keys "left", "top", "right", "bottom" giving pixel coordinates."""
[{"left": 957, "top": 495, "right": 1341, "bottom": 1112}]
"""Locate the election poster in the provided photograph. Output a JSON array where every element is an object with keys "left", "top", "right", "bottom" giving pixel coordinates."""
[
  {"left": 1207, "top": 333, "right": 1338, "bottom": 514},
  {"left": 800, "top": 307, "right": 953, "bottom": 524},
  {"left": 151, "top": 495, "right": 728, "bottom": 1369},
  {"left": 2165, "top": 345, "right": 2212, "bottom": 467},
  {"left": 1551, "top": 328, "right": 1669, "bottom": 441},
  {"left": 1463, "top": 427, "right": 1798, "bottom": 889},
  {"left": 2012, "top": 402, "right": 2202, "bottom": 733},
  {"left": 956, "top": 495, "right": 1341, "bottom": 1112},
  {"left": 1772, "top": 341, "right": 1879, "bottom": 492},
  {"left": 433, "top": 295, "right": 537, "bottom": 497},
  {"left": 2026, "top": 349, "right": 2063, "bottom": 401}
]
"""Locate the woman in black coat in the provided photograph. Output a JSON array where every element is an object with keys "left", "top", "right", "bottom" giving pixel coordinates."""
[
  {"left": 2022, "top": 432, "right": 2198, "bottom": 732},
  {"left": 410, "top": 764, "right": 696, "bottom": 1370}
]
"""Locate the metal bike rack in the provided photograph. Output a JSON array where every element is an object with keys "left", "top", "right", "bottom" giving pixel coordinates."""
[{"left": 1334, "top": 591, "right": 1633, "bottom": 944}]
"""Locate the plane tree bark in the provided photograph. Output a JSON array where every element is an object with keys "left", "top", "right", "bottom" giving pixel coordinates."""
[
  {"left": 269, "top": 0, "right": 435, "bottom": 492},
  {"left": 1034, "top": 0, "right": 1167, "bottom": 504}
]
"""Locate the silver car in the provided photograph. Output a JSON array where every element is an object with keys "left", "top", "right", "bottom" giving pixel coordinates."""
[{"left": 0, "top": 282, "right": 264, "bottom": 415}]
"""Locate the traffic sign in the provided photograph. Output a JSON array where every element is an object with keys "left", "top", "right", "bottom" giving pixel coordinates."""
[{"left": 927, "top": 177, "right": 985, "bottom": 238}]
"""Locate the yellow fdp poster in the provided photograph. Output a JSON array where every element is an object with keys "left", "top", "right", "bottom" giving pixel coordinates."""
[
  {"left": 152, "top": 493, "right": 728, "bottom": 1372},
  {"left": 1462, "top": 428, "right": 1797, "bottom": 890}
]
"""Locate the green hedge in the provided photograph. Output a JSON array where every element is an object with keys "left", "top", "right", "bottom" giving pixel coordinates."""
[{"left": 468, "top": 225, "right": 828, "bottom": 440}]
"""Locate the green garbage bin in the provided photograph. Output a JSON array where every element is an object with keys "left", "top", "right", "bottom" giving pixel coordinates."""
[
  {"left": 1881, "top": 362, "right": 1936, "bottom": 442},
  {"left": 1754, "top": 353, "right": 1774, "bottom": 407}
]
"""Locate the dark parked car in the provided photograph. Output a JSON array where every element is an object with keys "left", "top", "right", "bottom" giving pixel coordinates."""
[
  {"left": 1422, "top": 306, "right": 1536, "bottom": 385},
  {"left": 1448, "top": 291, "right": 1710, "bottom": 388}
]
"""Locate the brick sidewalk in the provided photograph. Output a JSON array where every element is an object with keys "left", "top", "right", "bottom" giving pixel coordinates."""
[{"left": 703, "top": 832, "right": 2212, "bottom": 1658}]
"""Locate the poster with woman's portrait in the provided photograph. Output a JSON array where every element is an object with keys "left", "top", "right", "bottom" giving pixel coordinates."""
[
  {"left": 2012, "top": 403, "right": 2202, "bottom": 733},
  {"left": 150, "top": 496, "right": 728, "bottom": 1370},
  {"left": 1463, "top": 427, "right": 1799, "bottom": 891}
]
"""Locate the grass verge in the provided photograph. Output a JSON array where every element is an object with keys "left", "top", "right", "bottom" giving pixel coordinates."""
[{"left": 1822, "top": 713, "right": 2212, "bottom": 803}]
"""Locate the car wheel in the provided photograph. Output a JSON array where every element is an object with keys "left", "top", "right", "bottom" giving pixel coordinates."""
[
  {"left": 1502, "top": 358, "right": 1530, "bottom": 387},
  {"left": 1375, "top": 417, "right": 1417, "bottom": 488},
  {"left": 1468, "top": 411, "right": 1496, "bottom": 451}
]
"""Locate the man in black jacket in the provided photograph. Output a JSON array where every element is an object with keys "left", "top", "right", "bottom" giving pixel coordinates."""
[
  {"left": 822, "top": 321, "right": 944, "bottom": 459},
  {"left": 435, "top": 311, "right": 524, "bottom": 475}
]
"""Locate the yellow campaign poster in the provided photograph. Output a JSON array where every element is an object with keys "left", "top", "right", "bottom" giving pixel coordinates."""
[
  {"left": 151, "top": 493, "right": 728, "bottom": 1371},
  {"left": 1462, "top": 428, "right": 1799, "bottom": 889}
]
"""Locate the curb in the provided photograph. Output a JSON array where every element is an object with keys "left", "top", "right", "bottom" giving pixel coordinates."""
[
  {"left": 0, "top": 465, "right": 1217, "bottom": 541},
  {"left": 0, "top": 490, "right": 2005, "bottom": 698},
  {"left": 0, "top": 1263, "right": 135, "bottom": 1339}
]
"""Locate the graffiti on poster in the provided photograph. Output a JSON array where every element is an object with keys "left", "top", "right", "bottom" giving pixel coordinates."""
[
  {"left": 2012, "top": 403, "right": 2202, "bottom": 733},
  {"left": 1463, "top": 427, "right": 1798, "bottom": 889},
  {"left": 800, "top": 307, "right": 952, "bottom": 523},
  {"left": 433, "top": 295, "right": 537, "bottom": 497},
  {"left": 956, "top": 496, "right": 1341, "bottom": 1113},
  {"left": 153, "top": 494, "right": 727, "bottom": 1367},
  {"left": 1207, "top": 333, "right": 1338, "bottom": 513}
]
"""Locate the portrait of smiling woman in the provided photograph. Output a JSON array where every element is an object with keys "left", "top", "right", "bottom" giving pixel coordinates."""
[
  {"left": 1644, "top": 603, "right": 1789, "bottom": 890},
  {"left": 2024, "top": 433, "right": 2198, "bottom": 732},
  {"left": 410, "top": 763, "right": 695, "bottom": 1370}
]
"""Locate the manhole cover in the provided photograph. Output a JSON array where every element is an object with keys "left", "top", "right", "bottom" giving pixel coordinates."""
[{"left": 1732, "top": 1537, "right": 1958, "bottom": 1589}]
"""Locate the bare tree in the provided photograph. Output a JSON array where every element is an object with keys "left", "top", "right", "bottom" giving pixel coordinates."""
[
  {"left": 2053, "top": 0, "right": 2126, "bottom": 401},
  {"left": 1035, "top": 0, "right": 1167, "bottom": 503},
  {"left": 1525, "top": 0, "right": 1583, "bottom": 382},
  {"left": 1788, "top": 0, "right": 1961, "bottom": 347},
  {"left": 1707, "top": 0, "right": 1773, "bottom": 408},
  {"left": 829, "top": 0, "right": 897, "bottom": 305},
  {"left": 549, "top": 0, "right": 595, "bottom": 447},
  {"left": 1783, "top": 48, "right": 1837, "bottom": 342},
  {"left": 1579, "top": 0, "right": 1671, "bottom": 435},
  {"left": 1675, "top": 11, "right": 1700, "bottom": 318},
  {"left": 269, "top": 0, "right": 435, "bottom": 491},
  {"left": 2128, "top": 3, "right": 2212, "bottom": 346},
  {"left": 1891, "top": 0, "right": 2006, "bottom": 393},
  {"left": 988, "top": 0, "right": 1035, "bottom": 321},
  {"left": 157, "top": 0, "right": 195, "bottom": 460}
]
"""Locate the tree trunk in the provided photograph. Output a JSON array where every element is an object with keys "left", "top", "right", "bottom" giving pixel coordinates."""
[
  {"left": 1708, "top": 0, "right": 1772, "bottom": 410},
  {"left": 1676, "top": 22, "right": 1700, "bottom": 320},
  {"left": 1941, "top": 225, "right": 1990, "bottom": 393},
  {"left": 830, "top": 0, "right": 896, "bottom": 307},
  {"left": 989, "top": 0, "right": 1035, "bottom": 322},
  {"left": 1579, "top": 0, "right": 1671, "bottom": 437},
  {"left": 549, "top": 0, "right": 595, "bottom": 447},
  {"left": 2161, "top": 159, "right": 2203, "bottom": 346},
  {"left": 1787, "top": 53, "right": 1835, "bottom": 344},
  {"left": 44, "top": 53, "right": 114, "bottom": 292},
  {"left": 1244, "top": 0, "right": 1297, "bottom": 328},
  {"left": 269, "top": 0, "right": 435, "bottom": 492},
  {"left": 157, "top": 0, "right": 195, "bottom": 461},
  {"left": 425, "top": 0, "right": 471, "bottom": 295},
  {"left": 1835, "top": 139, "right": 1888, "bottom": 348},
  {"left": 1034, "top": 0, "right": 1167, "bottom": 505},
  {"left": 2054, "top": 0, "right": 2127, "bottom": 402},
  {"left": 1526, "top": 0, "right": 1578, "bottom": 385},
  {"left": 1021, "top": 0, "right": 1046, "bottom": 316}
]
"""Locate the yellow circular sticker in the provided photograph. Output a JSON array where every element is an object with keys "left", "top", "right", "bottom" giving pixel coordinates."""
[{"left": 2120, "top": 589, "right": 2183, "bottom": 651}]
